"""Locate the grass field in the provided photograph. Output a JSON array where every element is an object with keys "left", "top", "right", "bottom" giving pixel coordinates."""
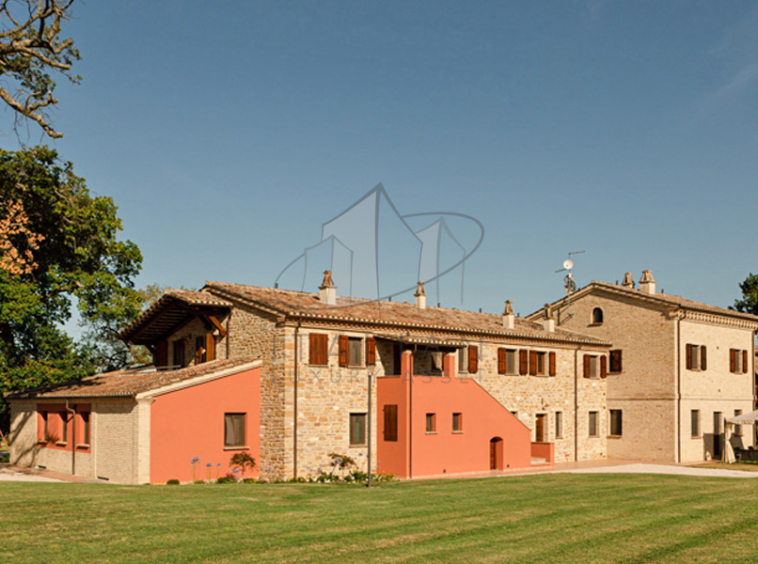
[{"left": 3, "top": 473, "right": 758, "bottom": 563}]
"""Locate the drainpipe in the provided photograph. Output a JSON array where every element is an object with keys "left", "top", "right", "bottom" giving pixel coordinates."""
[
  {"left": 65, "top": 399, "right": 76, "bottom": 476},
  {"left": 676, "top": 313, "right": 682, "bottom": 464},
  {"left": 409, "top": 345, "right": 414, "bottom": 479},
  {"left": 293, "top": 321, "right": 300, "bottom": 479},
  {"left": 574, "top": 348, "right": 579, "bottom": 462},
  {"left": 367, "top": 369, "right": 373, "bottom": 488}
]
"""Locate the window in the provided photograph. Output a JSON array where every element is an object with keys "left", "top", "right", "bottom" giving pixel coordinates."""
[
  {"left": 430, "top": 351, "right": 444, "bottom": 375},
  {"left": 735, "top": 409, "right": 743, "bottom": 436},
  {"left": 81, "top": 412, "right": 91, "bottom": 445},
  {"left": 583, "top": 355, "right": 607, "bottom": 378},
  {"left": 350, "top": 413, "right": 366, "bottom": 446},
  {"left": 498, "top": 348, "right": 517, "bottom": 375},
  {"left": 458, "top": 347, "right": 467, "bottom": 373},
  {"left": 529, "top": 351, "right": 546, "bottom": 376},
  {"left": 309, "top": 333, "right": 328, "bottom": 365},
  {"left": 453, "top": 413, "right": 463, "bottom": 432},
  {"left": 592, "top": 308, "right": 604, "bottom": 324},
  {"left": 691, "top": 409, "right": 701, "bottom": 438},
  {"left": 523, "top": 350, "right": 555, "bottom": 376},
  {"left": 610, "top": 410, "right": 623, "bottom": 437},
  {"left": 426, "top": 413, "right": 436, "bottom": 433},
  {"left": 39, "top": 411, "right": 49, "bottom": 442},
  {"left": 609, "top": 350, "right": 623, "bottom": 373},
  {"left": 384, "top": 405, "right": 398, "bottom": 442},
  {"left": 224, "top": 413, "right": 246, "bottom": 448},
  {"left": 173, "top": 340, "right": 186, "bottom": 368},
  {"left": 339, "top": 336, "right": 363, "bottom": 367},
  {"left": 555, "top": 411, "right": 563, "bottom": 439},
  {"left": 730, "top": 349, "right": 748, "bottom": 374},
  {"left": 59, "top": 412, "right": 68, "bottom": 443},
  {"left": 589, "top": 411, "right": 598, "bottom": 437},
  {"left": 686, "top": 344, "right": 707, "bottom": 371},
  {"left": 195, "top": 336, "right": 206, "bottom": 364}
]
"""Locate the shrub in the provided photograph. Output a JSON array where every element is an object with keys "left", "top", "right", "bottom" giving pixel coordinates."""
[
  {"left": 166, "top": 479, "right": 180, "bottom": 485},
  {"left": 230, "top": 452, "right": 256, "bottom": 479},
  {"left": 243, "top": 478, "right": 256, "bottom": 484},
  {"left": 216, "top": 476, "right": 236, "bottom": 484}
]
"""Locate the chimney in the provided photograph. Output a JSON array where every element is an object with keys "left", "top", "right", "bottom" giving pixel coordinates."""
[
  {"left": 639, "top": 269, "right": 656, "bottom": 295},
  {"left": 622, "top": 272, "right": 635, "bottom": 289},
  {"left": 414, "top": 281, "right": 426, "bottom": 310},
  {"left": 541, "top": 303, "right": 555, "bottom": 333},
  {"left": 319, "top": 270, "right": 337, "bottom": 305},
  {"left": 503, "top": 300, "right": 515, "bottom": 329}
]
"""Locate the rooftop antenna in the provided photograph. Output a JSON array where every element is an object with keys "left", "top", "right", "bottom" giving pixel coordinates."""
[{"left": 555, "top": 250, "right": 585, "bottom": 319}]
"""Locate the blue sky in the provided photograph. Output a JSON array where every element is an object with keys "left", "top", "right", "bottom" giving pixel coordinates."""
[{"left": 5, "top": 1, "right": 758, "bottom": 321}]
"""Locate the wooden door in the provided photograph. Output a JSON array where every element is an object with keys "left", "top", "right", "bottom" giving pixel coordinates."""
[
  {"left": 490, "top": 438, "right": 503, "bottom": 470},
  {"left": 536, "top": 414, "right": 547, "bottom": 443}
]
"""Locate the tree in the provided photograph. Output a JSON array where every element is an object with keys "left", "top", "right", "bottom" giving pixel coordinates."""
[
  {"left": 733, "top": 274, "right": 758, "bottom": 316},
  {"left": 0, "top": 146, "right": 142, "bottom": 430},
  {"left": 0, "top": 0, "right": 80, "bottom": 138}
]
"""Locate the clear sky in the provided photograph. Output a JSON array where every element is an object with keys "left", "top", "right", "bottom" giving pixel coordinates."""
[{"left": 5, "top": 1, "right": 758, "bottom": 321}]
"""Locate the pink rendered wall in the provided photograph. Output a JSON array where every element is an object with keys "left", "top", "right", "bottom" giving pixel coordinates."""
[
  {"left": 378, "top": 352, "right": 532, "bottom": 478},
  {"left": 150, "top": 367, "right": 260, "bottom": 484}
]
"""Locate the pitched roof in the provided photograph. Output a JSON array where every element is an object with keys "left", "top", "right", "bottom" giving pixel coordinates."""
[
  {"left": 119, "top": 289, "right": 232, "bottom": 344},
  {"left": 528, "top": 281, "right": 758, "bottom": 324},
  {"left": 204, "top": 281, "right": 610, "bottom": 346},
  {"left": 6, "top": 358, "right": 259, "bottom": 400}
]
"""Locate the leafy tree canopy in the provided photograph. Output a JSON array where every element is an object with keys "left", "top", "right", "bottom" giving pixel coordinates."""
[
  {"left": 0, "top": 0, "right": 80, "bottom": 138},
  {"left": 0, "top": 146, "right": 142, "bottom": 426},
  {"left": 733, "top": 273, "right": 758, "bottom": 317}
]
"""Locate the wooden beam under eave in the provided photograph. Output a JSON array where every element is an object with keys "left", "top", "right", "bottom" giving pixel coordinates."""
[{"left": 207, "top": 315, "right": 227, "bottom": 337}]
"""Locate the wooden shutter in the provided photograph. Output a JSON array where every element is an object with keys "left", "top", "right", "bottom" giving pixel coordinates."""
[
  {"left": 309, "top": 333, "right": 327, "bottom": 365},
  {"left": 384, "top": 404, "right": 398, "bottom": 442},
  {"left": 468, "top": 346, "right": 478, "bottom": 373},
  {"left": 206, "top": 333, "right": 216, "bottom": 362},
  {"left": 549, "top": 352, "right": 556, "bottom": 377},
  {"left": 195, "top": 336, "right": 205, "bottom": 364},
  {"left": 529, "top": 351, "right": 537, "bottom": 376},
  {"left": 498, "top": 348, "right": 506, "bottom": 374},
  {"left": 686, "top": 344, "right": 693, "bottom": 370},
  {"left": 611, "top": 350, "right": 623, "bottom": 373},
  {"left": 155, "top": 340, "right": 168, "bottom": 368},
  {"left": 744, "top": 350, "right": 749, "bottom": 374},
  {"left": 699, "top": 346, "right": 706, "bottom": 371},
  {"left": 730, "top": 349, "right": 736, "bottom": 373},
  {"left": 339, "top": 335, "right": 349, "bottom": 367},
  {"left": 519, "top": 350, "right": 528, "bottom": 375},
  {"left": 600, "top": 356, "right": 607, "bottom": 378},
  {"left": 366, "top": 337, "right": 376, "bottom": 366},
  {"left": 583, "top": 354, "right": 590, "bottom": 378}
]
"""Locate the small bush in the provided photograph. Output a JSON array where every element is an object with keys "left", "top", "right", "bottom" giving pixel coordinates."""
[
  {"left": 216, "top": 476, "right": 236, "bottom": 484},
  {"left": 166, "top": 479, "right": 180, "bottom": 485},
  {"left": 243, "top": 478, "right": 257, "bottom": 484},
  {"left": 193, "top": 480, "right": 205, "bottom": 485}
]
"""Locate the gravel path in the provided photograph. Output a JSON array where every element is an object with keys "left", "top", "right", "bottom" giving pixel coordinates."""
[
  {"left": 0, "top": 467, "right": 65, "bottom": 483},
  {"left": 558, "top": 463, "right": 758, "bottom": 479}
]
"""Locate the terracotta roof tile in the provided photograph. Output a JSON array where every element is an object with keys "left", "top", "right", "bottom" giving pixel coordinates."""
[
  {"left": 6, "top": 358, "right": 259, "bottom": 400},
  {"left": 204, "top": 281, "right": 609, "bottom": 346}
]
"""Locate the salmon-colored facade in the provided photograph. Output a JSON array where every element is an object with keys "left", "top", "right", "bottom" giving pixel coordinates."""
[
  {"left": 150, "top": 367, "right": 260, "bottom": 484},
  {"left": 377, "top": 351, "right": 532, "bottom": 478}
]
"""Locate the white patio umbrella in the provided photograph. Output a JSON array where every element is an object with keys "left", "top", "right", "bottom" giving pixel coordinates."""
[{"left": 724, "top": 410, "right": 758, "bottom": 463}]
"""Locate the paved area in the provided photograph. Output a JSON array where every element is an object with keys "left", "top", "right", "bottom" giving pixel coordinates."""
[
  {"left": 559, "top": 462, "right": 758, "bottom": 479},
  {"left": 0, "top": 466, "right": 65, "bottom": 483}
]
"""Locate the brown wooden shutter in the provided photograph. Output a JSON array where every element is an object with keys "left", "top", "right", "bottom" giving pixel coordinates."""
[
  {"left": 498, "top": 348, "right": 506, "bottom": 374},
  {"left": 549, "top": 352, "right": 556, "bottom": 377},
  {"left": 600, "top": 356, "right": 607, "bottom": 378},
  {"left": 700, "top": 346, "right": 706, "bottom": 371},
  {"left": 339, "top": 335, "right": 349, "bottom": 367},
  {"left": 529, "top": 351, "right": 537, "bottom": 376},
  {"left": 583, "top": 354, "right": 590, "bottom": 378},
  {"left": 206, "top": 333, "right": 216, "bottom": 362},
  {"left": 309, "top": 333, "right": 327, "bottom": 365},
  {"left": 468, "top": 346, "right": 478, "bottom": 373},
  {"left": 519, "top": 350, "right": 528, "bottom": 375},
  {"left": 616, "top": 350, "right": 623, "bottom": 372},
  {"left": 730, "top": 349, "right": 736, "bottom": 373},
  {"left": 366, "top": 337, "right": 376, "bottom": 366},
  {"left": 155, "top": 340, "right": 168, "bottom": 368},
  {"left": 686, "top": 344, "right": 693, "bottom": 370},
  {"left": 384, "top": 404, "right": 398, "bottom": 442},
  {"left": 744, "top": 350, "right": 749, "bottom": 374}
]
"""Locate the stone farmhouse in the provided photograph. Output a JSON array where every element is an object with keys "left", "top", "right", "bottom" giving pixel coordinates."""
[
  {"left": 526, "top": 270, "right": 758, "bottom": 464},
  {"left": 8, "top": 273, "right": 615, "bottom": 484}
]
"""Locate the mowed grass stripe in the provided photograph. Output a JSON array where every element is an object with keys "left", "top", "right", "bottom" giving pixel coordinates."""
[{"left": 3, "top": 474, "right": 758, "bottom": 563}]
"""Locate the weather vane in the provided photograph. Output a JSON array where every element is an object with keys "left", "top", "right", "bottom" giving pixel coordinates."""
[{"left": 555, "top": 251, "right": 585, "bottom": 317}]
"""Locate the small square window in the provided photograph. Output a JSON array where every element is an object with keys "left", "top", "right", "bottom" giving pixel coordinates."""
[
  {"left": 426, "top": 413, "right": 436, "bottom": 433},
  {"left": 589, "top": 411, "right": 598, "bottom": 437},
  {"left": 350, "top": 413, "right": 367, "bottom": 446},
  {"left": 348, "top": 337, "right": 362, "bottom": 367},
  {"left": 555, "top": 411, "right": 563, "bottom": 439},
  {"left": 81, "top": 412, "right": 91, "bottom": 445},
  {"left": 609, "top": 409, "right": 622, "bottom": 436},
  {"left": 453, "top": 413, "right": 463, "bottom": 432},
  {"left": 691, "top": 409, "right": 701, "bottom": 438},
  {"left": 60, "top": 412, "right": 68, "bottom": 443},
  {"left": 735, "top": 409, "right": 743, "bottom": 436},
  {"left": 224, "top": 413, "right": 246, "bottom": 448}
]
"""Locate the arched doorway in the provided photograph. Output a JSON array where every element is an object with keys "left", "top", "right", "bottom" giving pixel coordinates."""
[{"left": 490, "top": 437, "right": 504, "bottom": 470}]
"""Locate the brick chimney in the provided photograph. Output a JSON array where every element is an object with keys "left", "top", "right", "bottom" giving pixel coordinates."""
[
  {"left": 541, "top": 303, "right": 555, "bottom": 333},
  {"left": 639, "top": 269, "right": 656, "bottom": 295},
  {"left": 319, "top": 270, "right": 337, "bottom": 305},
  {"left": 503, "top": 300, "right": 515, "bottom": 329},
  {"left": 622, "top": 272, "right": 635, "bottom": 289},
  {"left": 414, "top": 281, "right": 426, "bottom": 310}
]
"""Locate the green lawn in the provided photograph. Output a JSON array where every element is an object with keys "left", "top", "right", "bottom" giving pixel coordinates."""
[{"left": 3, "top": 474, "right": 758, "bottom": 563}]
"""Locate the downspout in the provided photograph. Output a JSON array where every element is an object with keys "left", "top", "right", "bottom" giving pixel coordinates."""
[
  {"left": 574, "top": 348, "right": 579, "bottom": 462},
  {"left": 409, "top": 345, "right": 415, "bottom": 479},
  {"left": 65, "top": 399, "right": 76, "bottom": 476},
  {"left": 293, "top": 320, "right": 300, "bottom": 479},
  {"left": 676, "top": 312, "right": 682, "bottom": 464}
]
